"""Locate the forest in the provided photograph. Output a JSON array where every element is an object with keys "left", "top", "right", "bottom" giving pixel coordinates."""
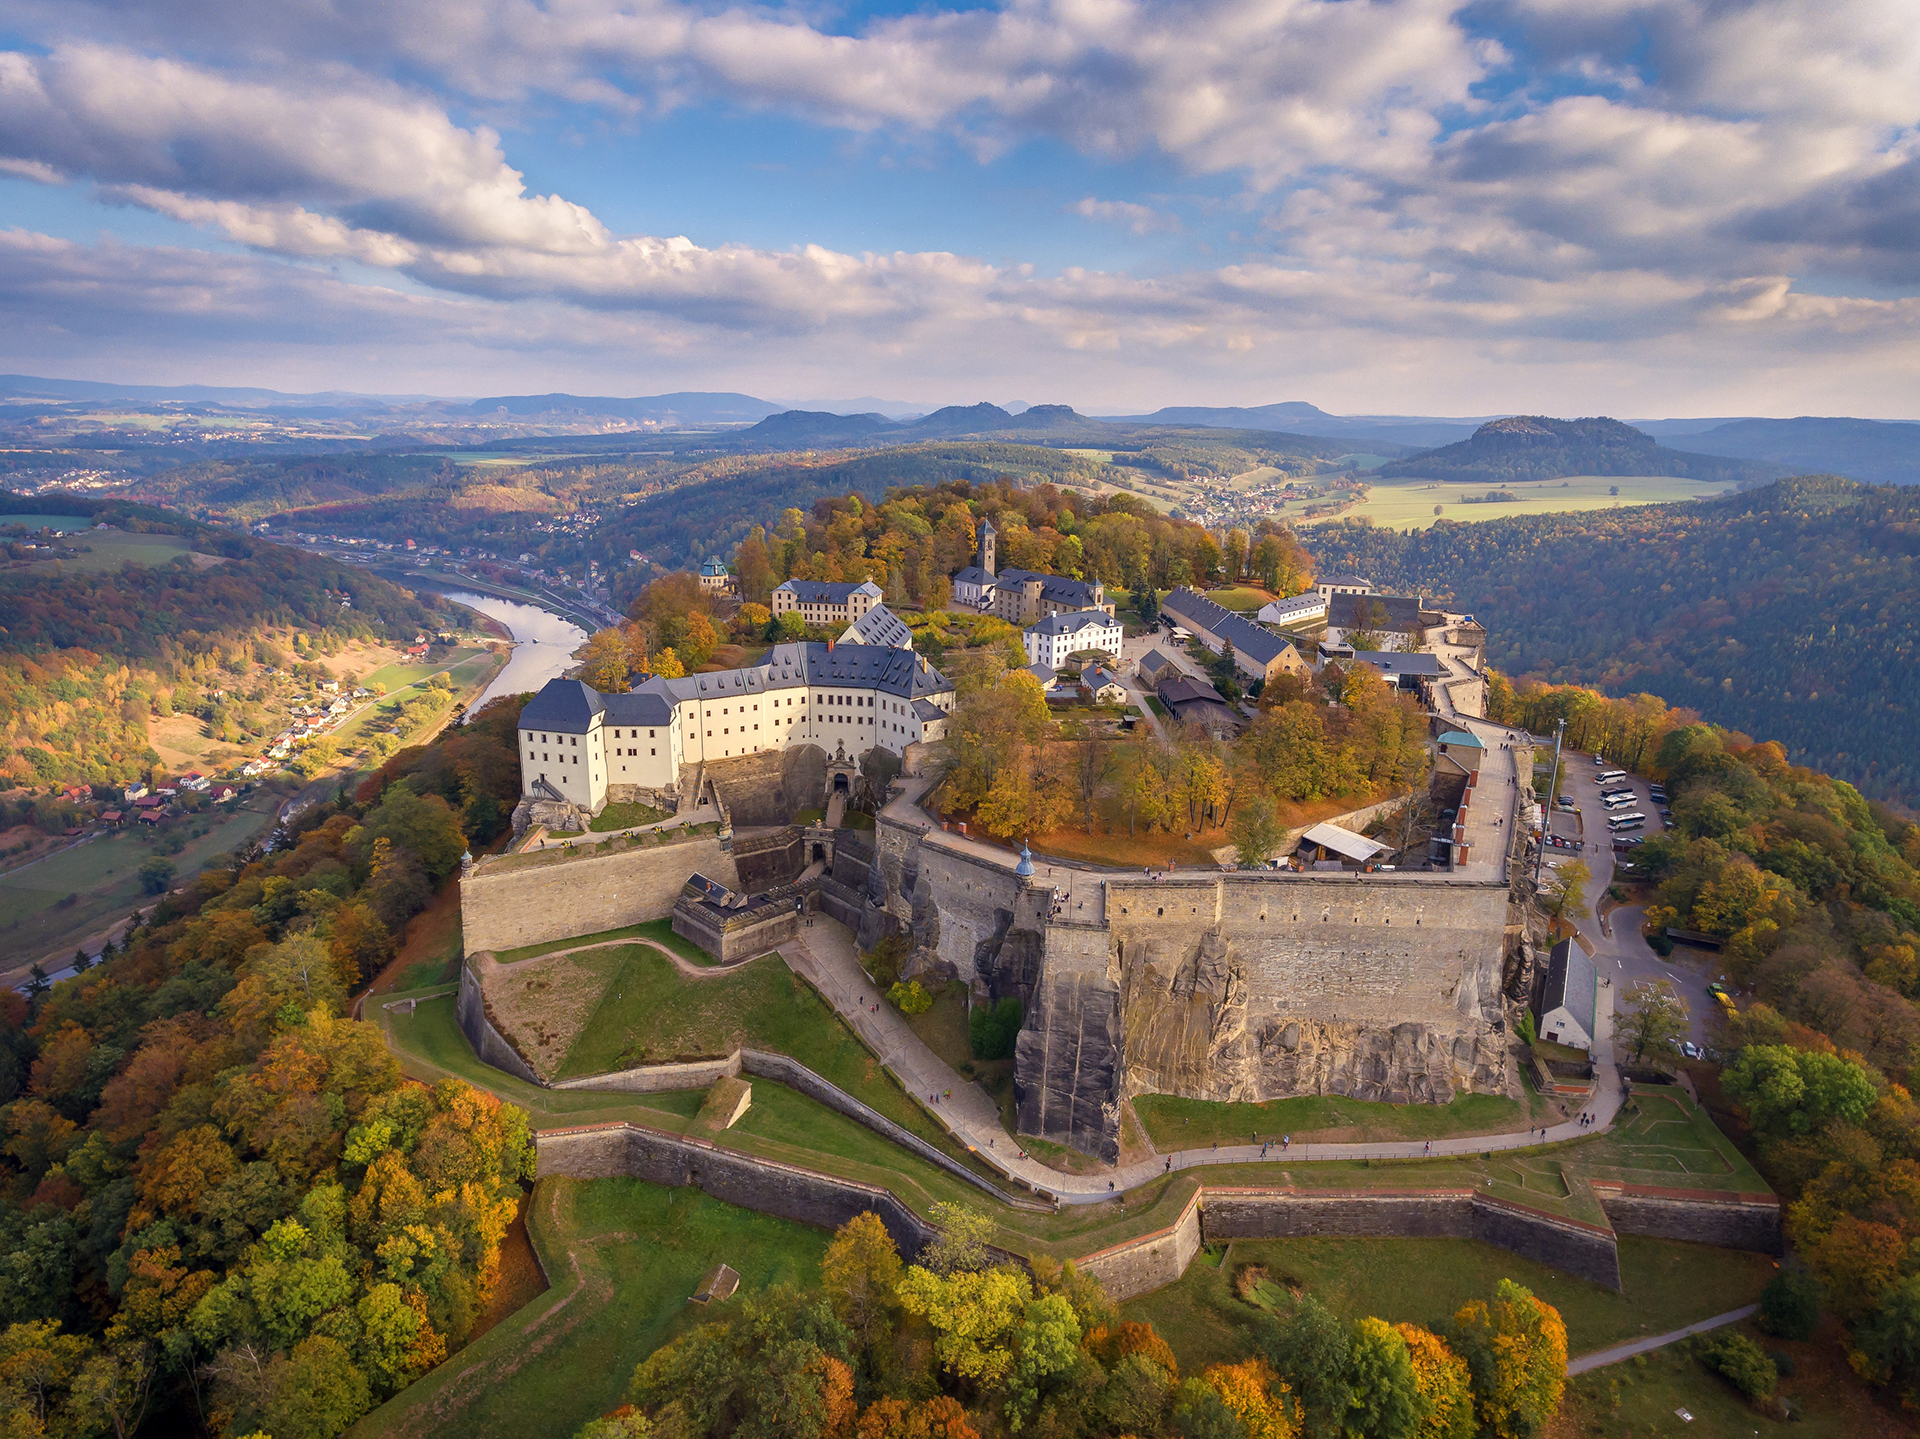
[
  {"left": 1375, "top": 416, "right": 1772, "bottom": 486},
  {"left": 1306, "top": 476, "right": 1920, "bottom": 802},
  {"left": 0, "top": 497, "right": 440, "bottom": 790},
  {"left": 0, "top": 698, "right": 531, "bottom": 1438},
  {"left": 584, "top": 1204, "right": 1565, "bottom": 1439},
  {"left": 1608, "top": 724, "right": 1920, "bottom": 1406}
]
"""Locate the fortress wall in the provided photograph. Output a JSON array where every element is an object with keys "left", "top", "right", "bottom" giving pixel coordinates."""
[
  {"left": 1104, "top": 876, "right": 1508, "bottom": 1030},
  {"left": 1202, "top": 1188, "right": 1621, "bottom": 1290},
  {"left": 1594, "top": 1186, "right": 1783, "bottom": 1254},
  {"left": 536, "top": 1122, "right": 936, "bottom": 1261},
  {"left": 910, "top": 837, "right": 1023, "bottom": 986},
  {"left": 456, "top": 962, "right": 541, "bottom": 1085},
  {"left": 460, "top": 836, "right": 739, "bottom": 955},
  {"left": 1077, "top": 1189, "right": 1205, "bottom": 1301}
]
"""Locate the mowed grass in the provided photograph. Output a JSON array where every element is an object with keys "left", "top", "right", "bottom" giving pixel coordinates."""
[
  {"left": 1121, "top": 1235, "right": 1779, "bottom": 1373},
  {"left": 349, "top": 1178, "right": 830, "bottom": 1439},
  {"left": 1303, "top": 473, "right": 1734, "bottom": 532},
  {"left": 1204, "top": 585, "right": 1280, "bottom": 612},
  {"left": 363, "top": 648, "right": 488, "bottom": 693},
  {"left": 590, "top": 800, "right": 673, "bottom": 832},
  {"left": 1134, "top": 1089, "right": 1544, "bottom": 1150}
]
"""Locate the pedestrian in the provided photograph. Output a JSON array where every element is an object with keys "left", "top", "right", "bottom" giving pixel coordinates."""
[
  {"left": 1165, "top": 1157, "right": 1172, "bottom": 1173},
  {"left": 1283, "top": 1134, "right": 1290, "bottom": 1150}
]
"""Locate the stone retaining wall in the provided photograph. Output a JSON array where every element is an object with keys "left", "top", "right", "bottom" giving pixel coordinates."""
[
  {"left": 1077, "top": 1189, "right": 1205, "bottom": 1301},
  {"left": 1202, "top": 1187, "right": 1622, "bottom": 1290},
  {"left": 456, "top": 962, "right": 540, "bottom": 1084},
  {"left": 537, "top": 1121, "right": 937, "bottom": 1261},
  {"left": 460, "top": 834, "right": 739, "bottom": 955},
  {"left": 1594, "top": 1185, "right": 1783, "bottom": 1254}
]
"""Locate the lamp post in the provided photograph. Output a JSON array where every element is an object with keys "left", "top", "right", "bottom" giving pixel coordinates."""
[{"left": 1533, "top": 717, "right": 1566, "bottom": 892}]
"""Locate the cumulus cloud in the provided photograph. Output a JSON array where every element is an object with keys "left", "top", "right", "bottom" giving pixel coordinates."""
[
  {"left": 1, "top": 1, "right": 1917, "bottom": 408},
  {"left": 1069, "top": 197, "right": 1182, "bottom": 234}
]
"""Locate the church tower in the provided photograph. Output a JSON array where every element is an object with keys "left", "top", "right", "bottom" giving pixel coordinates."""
[{"left": 978, "top": 517, "right": 997, "bottom": 577}]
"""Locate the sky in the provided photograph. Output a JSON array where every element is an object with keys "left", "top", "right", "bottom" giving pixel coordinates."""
[{"left": 1, "top": 0, "right": 1918, "bottom": 415}]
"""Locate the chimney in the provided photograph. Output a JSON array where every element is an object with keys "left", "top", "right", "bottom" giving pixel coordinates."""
[{"left": 828, "top": 637, "right": 835, "bottom": 651}]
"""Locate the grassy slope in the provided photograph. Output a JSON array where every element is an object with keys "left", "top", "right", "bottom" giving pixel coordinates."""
[
  {"left": 349, "top": 1177, "right": 830, "bottom": 1439},
  {"left": 1123, "top": 1234, "right": 1777, "bottom": 1372},
  {"left": 1134, "top": 1089, "right": 1545, "bottom": 1148}
]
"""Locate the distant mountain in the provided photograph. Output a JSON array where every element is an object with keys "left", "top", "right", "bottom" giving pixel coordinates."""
[
  {"left": 0, "top": 373, "right": 422, "bottom": 409},
  {"left": 1098, "top": 401, "right": 1483, "bottom": 448},
  {"left": 464, "top": 391, "right": 781, "bottom": 424},
  {"left": 1670, "top": 417, "right": 1920, "bottom": 486},
  {"left": 734, "top": 410, "right": 895, "bottom": 447},
  {"left": 1377, "top": 415, "right": 1781, "bottom": 485},
  {"left": 907, "top": 402, "right": 1108, "bottom": 439}
]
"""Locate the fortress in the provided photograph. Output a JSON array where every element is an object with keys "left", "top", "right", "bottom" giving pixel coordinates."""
[{"left": 472, "top": 740, "right": 1521, "bottom": 1163}]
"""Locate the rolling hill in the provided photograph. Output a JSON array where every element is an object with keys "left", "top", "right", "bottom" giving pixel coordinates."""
[
  {"left": 1669, "top": 416, "right": 1920, "bottom": 486},
  {"left": 1376, "top": 415, "right": 1781, "bottom": 485},
  {"left": 1304, "top": 475, "right": 1920, "bottom": 801}
]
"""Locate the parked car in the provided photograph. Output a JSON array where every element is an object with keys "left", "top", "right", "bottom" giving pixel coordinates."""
[{"left": 1556, "top": 795, "right": 1576, "bottom": 810}]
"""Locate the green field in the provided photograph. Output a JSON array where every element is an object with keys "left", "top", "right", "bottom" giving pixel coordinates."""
[
  {"left": 497, "top": 918, "right": 710, "bottom": 967},
  {"left": 1304, "top": 473, "right": 1735, "bottom": 532},
  {"left": 1121, "top": 1234, "right": 1778, "bottom": 1372},
  {"left": 0, "top": 801, "right": 277, "bottom": 967},
  {"left": 348, "top": 1178, "right": 830, "bottom": 1439},
  {"left": 363, "top": 648, "right": 488, "bottom": 693},
  {"left": 21, "top": 531, "right": 217, "bottom": 573},
  {"left": 1134, "top": 1087, "right": 1545, "bottom": 1149}
]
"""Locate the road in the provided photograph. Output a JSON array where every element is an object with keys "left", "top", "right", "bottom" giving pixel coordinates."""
[{"left": 1548, "top": 755, "right": 1723, "bottom": 1044}]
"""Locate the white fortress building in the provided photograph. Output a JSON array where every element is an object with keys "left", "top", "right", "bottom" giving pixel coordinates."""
[{"left": 515, "top": 633, "right": 955, "bottom": 823}]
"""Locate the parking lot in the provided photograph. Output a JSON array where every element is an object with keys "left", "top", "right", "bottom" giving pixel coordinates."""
[{"left": 1539, "top": 751, "right": 1727, "bottom": 1045}]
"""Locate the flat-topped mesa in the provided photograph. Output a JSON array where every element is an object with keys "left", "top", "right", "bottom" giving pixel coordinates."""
[{"left": 893, "top": 829, "right": 1515, "bottom": 1162}]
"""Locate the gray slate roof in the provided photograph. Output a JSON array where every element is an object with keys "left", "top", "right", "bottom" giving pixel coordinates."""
[
  {"left": 1540, "top": 938, "right": 1597, "bottom": 1039},
  {"left": 1029, "top": 608, "right": 1115, "bottom": 638},
  {"left": 1160, "top": 588, "right": 1298, "bottom": 667},
  {"left": 1344, "top": 650, "right": 1444, "bottom": 678},
  {"left": 1327, "top": 592, "right": 1427, "bottom": 635},
  {"left": 517, "top": 679, "right": 605, "bottom": 732},
  {"left": 995, "top": 567, "right": 1102, "bottom": 610},
  {"left": 842, "top": 603, "right": 914, "bottom": 649}
]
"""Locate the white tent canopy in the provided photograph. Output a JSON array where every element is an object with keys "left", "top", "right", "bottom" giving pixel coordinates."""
[{"left": 1300, "top": 822, "right": 1391, "bottom": 863}]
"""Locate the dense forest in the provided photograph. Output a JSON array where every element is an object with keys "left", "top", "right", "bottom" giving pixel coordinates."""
[
  {"left": 1615, "top": 725, "right": 1920, "bottom": 1405},
  {"left": 0, "top": 496, "right": 441, "bottom": 790},
  {"left": 1306, "top": 477, "right": 1920, "bottom": 802},
  {"left": 0, "top": 700, "right": 530, "bottom": 1437},
  {"left": 586, "top": 1204, "right": 1565, "bottom": 1439},
  {"left": 125, "top": 456, "right": 464, "bottom": 521},
  {"left": 1376, "top": 417, "right": 1774, "bottom": 485}
]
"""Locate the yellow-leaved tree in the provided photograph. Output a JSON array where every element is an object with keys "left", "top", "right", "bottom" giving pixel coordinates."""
[
  {"left": 1394, "top": 1323, "right": 1475, "bottom": 1439},
  {"left": 1450, "top": 1280, "right": 1567, "bottom": 1439}
]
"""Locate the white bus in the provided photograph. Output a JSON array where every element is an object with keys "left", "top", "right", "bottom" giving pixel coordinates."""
[
  {"left": 1597, "top": 769, "right": 1628, "bottom": 783},
  {"left": 1608, "top": 812, "right": 1647, "bottom": 828}
]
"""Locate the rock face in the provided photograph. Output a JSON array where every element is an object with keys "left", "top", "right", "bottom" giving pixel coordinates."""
[
  {"left": 1117, "top": 925, "right": 1508, "bottom": 1107},
  {"left": 887, "top": 820, "right": 1515, "bottom": 1162}
]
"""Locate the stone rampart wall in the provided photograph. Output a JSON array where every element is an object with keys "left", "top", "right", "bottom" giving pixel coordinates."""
[
  {"left": 733, "top": 826, "right": 805, "bottom": 891},
  {"left": 1077, "top": 1190, "right": 1205, "bottom": 1301},
  {"left": 461, "top": 835, "right": 739, "bottom": 955},
  {"left": 456, "top": 962, "right": 541, "bottom": 1084},
  {"left": 1595, "top": 1186, "right": 1783, "bottom": 1254},
  {"left": 537, "top": 1122, "right": 937, "bottom": 1261},
  {"left": 673, "top": 899, "right": 803, "bottom": 963},
  {"left": 1201, "top": 1188, "right": 1621, "bottom": 1290},
  {"left": 912, "top": 836, "right": 1022, "bottom": 985}
]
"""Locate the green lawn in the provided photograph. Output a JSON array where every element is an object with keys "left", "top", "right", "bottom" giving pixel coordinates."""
[
  {"left": 1204, "top": 586, "right": 1277, "bottom": 612},
  {"left": 590, "top": 800, "right": 673, "bottom": 832},
  {"left": 1122, "top": 1235, "right": 1778, "bottom": 1372},
  {"left": 1134, "top": 1090, "right": 1543, "bottom": 1149},
  {"left": 0, "top": 802, "right": 276, "bottom": 965},
  {"left": 349, "top": 1178, "right": 830, "bottom": 1439},
  {"left": 363, "top": 648, "right": 487, "bottom": 693},
  {"left": 1304, "top": 474, "right": 1734, "bottom": 533}
]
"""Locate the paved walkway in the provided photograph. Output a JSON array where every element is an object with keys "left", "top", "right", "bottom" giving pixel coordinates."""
[
  {"left": 785, "top": 912, "right": 1622, "bottom": 1203},
  {"left": 1565, "top": 1305, "right": 1758, "bottom": 1375}
]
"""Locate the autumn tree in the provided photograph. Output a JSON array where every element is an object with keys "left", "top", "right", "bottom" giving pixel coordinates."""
[
  {"left": 580, "top": 628, "right": 632, "bottom": 692},
  {"left": 1230, "top": 795, "right": 1284, "bottom": 868},
  {"left": 1448, "top": 1281, "right": 1566, "bottom": 1439},
  {"left": 821, "top": 1213, "right": 902, "bottom": 1363},
  {"left": 1393, "top": 1323, "right": 1474, "bottom": 1439},
  {"left": 1617, "top": 979, "right": 1687, "bottom": 1066}
]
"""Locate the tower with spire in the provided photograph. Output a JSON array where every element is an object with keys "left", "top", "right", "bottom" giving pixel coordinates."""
[{"left": 977, "top": 517, "right": 996, "bottom": 578}]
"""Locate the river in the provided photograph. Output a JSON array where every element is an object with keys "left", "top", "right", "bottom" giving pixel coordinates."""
[{"left": 442, "top": 590, "right": 588, "bottom": 718}]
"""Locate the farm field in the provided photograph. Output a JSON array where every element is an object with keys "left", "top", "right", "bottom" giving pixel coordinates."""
[
  {"left": 0, "top": 513, "right": 95, "bottom": 530},
  {"left": 1304, "top": 473, "right": 1734, "bottom": 532},
  {"left": 0, "top": 799, "right": 276, "bottom": 972}
]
